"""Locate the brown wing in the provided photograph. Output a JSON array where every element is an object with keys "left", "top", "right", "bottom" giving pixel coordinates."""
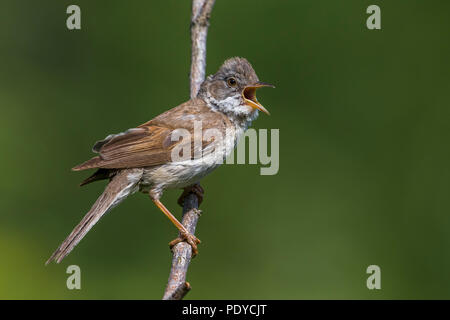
[{"left": 72, "top": 98, "right": 231, "bottom": 171}]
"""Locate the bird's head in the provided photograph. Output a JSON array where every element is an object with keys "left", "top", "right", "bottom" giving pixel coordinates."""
[{"left": 199, "top": 57, "right": 274, "bottom": 119}]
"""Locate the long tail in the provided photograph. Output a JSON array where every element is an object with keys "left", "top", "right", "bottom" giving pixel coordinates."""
[{"left": 46, "top": 168, "right": 143, "bottom": 265}]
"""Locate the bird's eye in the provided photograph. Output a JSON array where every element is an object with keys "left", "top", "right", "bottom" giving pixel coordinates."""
[{"left": 227, "top": 77, "right": 237, "bottom": 87}]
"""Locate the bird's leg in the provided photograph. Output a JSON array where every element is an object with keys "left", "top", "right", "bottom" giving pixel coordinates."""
[
  {"left": 151, "top": 197, "right": 201, "bottom": 256},
  {"left": 177, "top": 183, "right": 204, "bottom": 207}
]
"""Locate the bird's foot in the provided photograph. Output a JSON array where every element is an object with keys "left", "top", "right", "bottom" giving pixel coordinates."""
[
  {"left": 177, "top": 184, "right": 204, "bottom": 207},
  {"left": 169, "top": 230, "right": 201, "bottom": 257}
]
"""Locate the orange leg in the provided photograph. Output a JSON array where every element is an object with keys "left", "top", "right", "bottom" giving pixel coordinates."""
[{"left": 152, "top": 198, "right": 201, "bottom": 256}]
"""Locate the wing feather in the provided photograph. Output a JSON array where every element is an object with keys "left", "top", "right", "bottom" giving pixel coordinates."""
[{"left": 72, "top": 98, "right": 231, "bottom": 171}]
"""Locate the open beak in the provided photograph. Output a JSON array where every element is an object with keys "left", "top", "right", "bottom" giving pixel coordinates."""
[{"left": 242, "top": 81, "right": 275, "bottom": 115}]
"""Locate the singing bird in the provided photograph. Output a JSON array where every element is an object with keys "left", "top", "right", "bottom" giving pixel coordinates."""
[{"left": 46, "top": 57, "right": 273, "bottom": 264}]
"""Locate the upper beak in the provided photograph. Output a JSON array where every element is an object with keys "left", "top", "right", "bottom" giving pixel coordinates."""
[{"left": 242, "top": 81, "right": 275, "bottom": 115}]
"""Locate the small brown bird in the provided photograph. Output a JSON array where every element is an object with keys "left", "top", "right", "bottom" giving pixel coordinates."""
[{"left": 46, "top": 57, "right": 273, "bottom": 264}]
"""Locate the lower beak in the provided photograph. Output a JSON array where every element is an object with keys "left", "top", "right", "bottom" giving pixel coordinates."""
[{"left": 242, "top": 81, "right": 275, "bottom": 115}]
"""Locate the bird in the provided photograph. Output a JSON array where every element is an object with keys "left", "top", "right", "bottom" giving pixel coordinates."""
[{"left": 46, "top": 57, "right": 274, "bottom": 264}]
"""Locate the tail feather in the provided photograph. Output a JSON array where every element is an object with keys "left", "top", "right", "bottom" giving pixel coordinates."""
[{"left": 46, "top": 168, "right": 143, "bottom": 265}]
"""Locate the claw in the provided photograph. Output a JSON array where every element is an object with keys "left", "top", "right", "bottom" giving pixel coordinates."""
[
  {"left": 169, "top": 230, "right": 201, "bottom": 257},
  {"left": 178, "top": 184, "right": 204, "bottom": 207}
]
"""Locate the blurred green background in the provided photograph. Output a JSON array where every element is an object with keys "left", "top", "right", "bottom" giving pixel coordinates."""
[{"left": 0, "top": 0, "right": 449, "bottom": 299}]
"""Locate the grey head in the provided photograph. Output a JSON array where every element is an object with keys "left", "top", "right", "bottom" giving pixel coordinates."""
[{"left": 198, "top": 57, "right": 274, "bottom": 119}]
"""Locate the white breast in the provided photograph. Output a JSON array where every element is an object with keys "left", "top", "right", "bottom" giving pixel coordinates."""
[{"left": 140, "top": 123, "right": 246, "bottom": 195}]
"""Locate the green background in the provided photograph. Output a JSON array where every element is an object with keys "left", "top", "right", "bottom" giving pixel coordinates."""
[{"left": 1, "top": 0, "right": 449, "bottom": 299}]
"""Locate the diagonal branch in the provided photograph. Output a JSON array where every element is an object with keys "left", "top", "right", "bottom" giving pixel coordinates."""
[
  {"left": 190, "top": 0, "right": 216, "bottom": 98},
  {"left": 162, "top": 0, "right": 216, "bottom": 301}
]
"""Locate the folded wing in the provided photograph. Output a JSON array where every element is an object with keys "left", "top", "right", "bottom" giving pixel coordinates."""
[{"left": 72, "top": 98, "right": 230, "bottom": 171}]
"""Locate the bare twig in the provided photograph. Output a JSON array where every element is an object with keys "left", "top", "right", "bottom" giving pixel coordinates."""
[
  {"left": 190, "top": 0, "right": 216, "bottom": 98},
  {"left": 162, "top": 0, "right": 215, "bottom": 300}
]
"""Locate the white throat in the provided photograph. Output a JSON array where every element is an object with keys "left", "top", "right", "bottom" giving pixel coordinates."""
[{"left": 205, "top": 92, "right": 259, "bottom": 130}]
